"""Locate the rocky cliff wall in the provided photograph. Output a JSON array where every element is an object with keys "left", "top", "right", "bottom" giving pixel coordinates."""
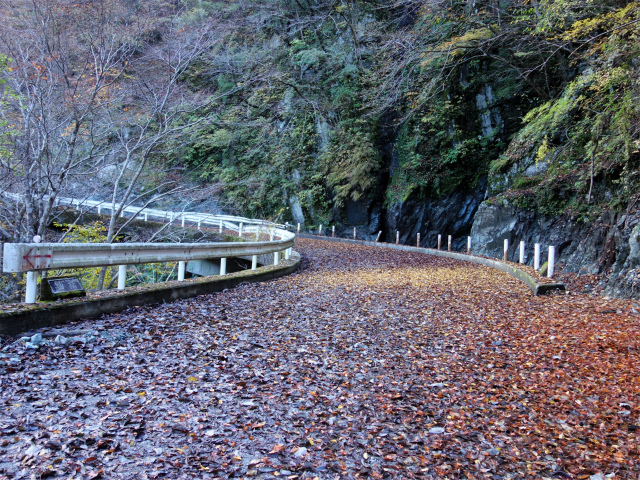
[
  {"left": 470, "top": 202, "right": 640, "bottom": 299},
  {"left": 385, "top": 177, "right": 488, "bottom": 250}
]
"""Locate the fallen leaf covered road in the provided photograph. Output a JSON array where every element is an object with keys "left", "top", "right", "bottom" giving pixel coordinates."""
[{"left": 1, "top": 238, "right": 639, "bottom": 479}]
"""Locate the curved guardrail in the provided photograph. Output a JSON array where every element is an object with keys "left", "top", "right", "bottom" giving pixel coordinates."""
[
  {"left": 2, "top": 207, "right": 295, "bottom": 303},
  {"left": 54, "top": 196, "right": 292, "bottom": 231}
]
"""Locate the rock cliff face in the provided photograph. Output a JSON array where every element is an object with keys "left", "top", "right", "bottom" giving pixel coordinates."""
[
  {"left": 385, "top": 177, "right": 488, "bottom": 250},
  {"left": 470, "top": 202, "right": 640, "bottom": 299},
  {"left": 332, "top": 176, "right": 486, "bottom": 247}
]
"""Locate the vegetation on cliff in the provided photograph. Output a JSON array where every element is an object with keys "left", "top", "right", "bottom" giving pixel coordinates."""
[
  {"left": 175, "top": 0, "right": 639, "bottom": 223},
  {"left": 0, "top": 0, "right": 638, "bottom": 230}
]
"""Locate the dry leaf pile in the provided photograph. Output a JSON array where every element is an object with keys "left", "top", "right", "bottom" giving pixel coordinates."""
[{"left": 1, "top": 238, "right": 639, "bottom": 479}]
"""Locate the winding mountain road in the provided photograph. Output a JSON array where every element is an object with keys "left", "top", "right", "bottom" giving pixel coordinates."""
[{"left": 0, "top": 238, "right": 638, "bottom": 479}]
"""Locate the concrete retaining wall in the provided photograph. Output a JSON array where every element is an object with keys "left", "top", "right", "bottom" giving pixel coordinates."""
[
  {"left": 0, "top": 253, "right": 301, "bottom": 337},
  {"left": 298, "top": 235, "right": 565, "bottom": 295}
]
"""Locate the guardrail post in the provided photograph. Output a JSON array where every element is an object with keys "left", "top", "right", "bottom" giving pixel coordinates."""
[
  {"left": 332, "top": 226, "right": 335, "bottom": 238},
  {"left": 534, "top": 243, "right": 540, "bottom": 271},
  {"left": 274, "top": 251, "right": 280, "bottom": 266},
  {"left": 255, "top": 228, "right": 260, "bottom": 241},
  {"left": 181, "top": 215, "right": 185, "bottom": 228},
  {"left": 353, "top": 227, "right": 356, "bottom": 240},
  {"left": 239, "top": 222, "right": 243, "bottom": 238},
  {"left": 467, "top": 236, "right": 471, "bottom": 255},
  {"left": 270, "top": 229, "right": 274, "bottom": 241},
  {"left": 396, "top": 231, "right": 399, "bottom": 245},
  {"left": 25, "top": 271, "right": 38, "bottom": 304},
  {"left": 178, "top": 261, "right": 185, "bottom": 281},
  {"left": 437, "top": 234, "right": 441, "bottom": 250},
  {"left": 220, "top": 258, "right": 227, "bottom": 275},
  {"left": 548, "top": 246, "right": 555, "bottom": 278},
  {"left": 448, "top": 235, "right": 452, "bottom": 252},
  {"left": 519, "top": 241, "right": 525, "bottom": 264},
  {"left": 417, "top": 232, "right": 420, "bottom": 247},
  {"left": 503, "top": 239, "right": 509, "bottom": 262},
  {"left": 251, "top": 255, "right": 257, "bottom": 270},
  {"left": 285, "top": 248, "right": 291, "bottom": 260},
  {"left": 118, "top": 265, "right": 126, "bottom": 290}
]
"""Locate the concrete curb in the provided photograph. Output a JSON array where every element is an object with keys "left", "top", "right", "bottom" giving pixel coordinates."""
[
  {"left": 298, "top": 235, "right": 565, "bottom": 296},
  {"left": 0, "top": 253, "right": 301, "bottom": 337}
]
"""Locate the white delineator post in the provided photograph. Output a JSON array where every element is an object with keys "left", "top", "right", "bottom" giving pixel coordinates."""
[
  {"left": 297, "top": 223, "right": 300, "bottom": 234},
  {"left": 178, "top": 261, "right": 185, "bottom": 281},
  {"left": 239, "top": 222, "right": 243, "bottom": 238},
  {"left": 220, "top": 258, "right": 227, "bottom": 275},
  {"left": 396, "top": 231, "right": 400, "bottom": 245},
  {"left": 548, "top": 246, "right": 555, "bottom": 278},
  {"left": 219, "top": 220, "right": 223, "bottom": 234},
  {"left": 319, "top": 225, "right": 322, "bottom": 235},
  {"left": 467, "top": 236, "right": 471, "bottom": 255},
  {"left": 118, "top": 265, "right": 126, "bottom": 290},
  {"left": 332, "top": 226, "right": 335, "bottom": 238},
  {"left": 353, "top": 227, "right": 356, "bottom": 240},
  {"left": 417, "top": 232, "right": 421, "bottom": 247},
  {"left": 534, "top": 243, "right": 541, "bottom": 271},
  {"left": 25, "top": 235, "right": 42, "bottom": 303},
  {"left": 97, "top": 205, "right": 101, "bottom": 215},
  {"left": 197, "top": 219, "right": 201, "bottom": 230},
  {"left": 503, "top": 239, "right": 509, "bottom": 262},
  {"left": 251, "top": 255, "right": 257, "bottom": 270},
  {"left": 25, "top": 271, "right": 38, "bottom": 304},
  {"left": 181, "top": 215, "right": 185, "bottom": 228},
  {"left": 448, "top": 235, "right": 452, "bottom": 252},
  {"left": 519, "top": 241, "right": 525, "bottom": 264},
  {"left": 437, "top": 234, "right": 441, "bottom": 250},
  {"left": 274, "top": 251, "right": 280, "bottom": 266}
]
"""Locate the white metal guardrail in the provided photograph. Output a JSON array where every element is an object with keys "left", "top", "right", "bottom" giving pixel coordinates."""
[
  {"left": 2, "top": 192, "right": 292, "bottom": 231},
  {"left": 54, "top": 196, "right": 291, "bottom": 231},
  {"left": 1, "top": 197, "right": 295, "bottom": 303}
]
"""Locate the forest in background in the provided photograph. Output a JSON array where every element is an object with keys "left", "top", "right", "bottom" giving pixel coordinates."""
[{"left": 0, "top": 0, "right": 638, "bottom": 239}]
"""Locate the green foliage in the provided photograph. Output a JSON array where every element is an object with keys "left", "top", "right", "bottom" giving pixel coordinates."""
[
  {"left": 291, "top": 48, "right": 327, "bottom": 72},
  {"left": 490, "top": 3, "right": 640, "bottom": 217},
  {"left": 323, "top": 120, "right": 381, "bottom": 207}
]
